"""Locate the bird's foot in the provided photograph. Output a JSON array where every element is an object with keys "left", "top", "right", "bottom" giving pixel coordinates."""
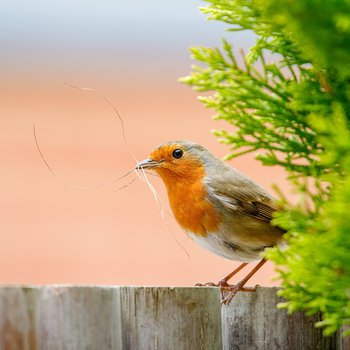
[
  {"left": 195, "top": 280, "right": 258, "bottom": 303},
  {"left": 195, "top": 279, "right": 232, "bottom": 288},
  {"left": 221, "top": 284, "right": 260, "bottom": 305}
]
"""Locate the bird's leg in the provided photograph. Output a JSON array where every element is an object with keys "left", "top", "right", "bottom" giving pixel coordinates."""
[
  {"left": 222, "top": 258, "right": 267, "bottom": 305},
  {"left": 195, "top": 262, "right": 248, "bottom": 287},
  {"left": 218, "top": 262, "right": 248, "bottom": 287}
]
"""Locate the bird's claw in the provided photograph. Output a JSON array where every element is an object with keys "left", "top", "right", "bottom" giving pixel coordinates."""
[
  {"left": 221, "top": 284, "right": 260, "bottom": 305},
  {"left": 195, "top": 279, "right": 232, "bottom": 288},
  {"left": 195, "top": 282, "right": 216, "bottom": 287},
  {"left": 195, "top": 279, "right": 260, "bottom": 305}
]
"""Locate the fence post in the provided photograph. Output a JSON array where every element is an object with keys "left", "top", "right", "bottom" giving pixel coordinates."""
[{"left": 221, "top": 287, "right": 340, "bottom": 350}]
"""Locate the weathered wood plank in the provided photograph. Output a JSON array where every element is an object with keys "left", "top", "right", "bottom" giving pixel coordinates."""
[
  {"left": 0, "top": 286, "right": 123, "bottom": 350},
  {"left": 119, "top": 286, "right": 222, "bottom": 350},
  {"left": 221, "top": 287, "right": 339, "bottom": 350},
  {"left": 0, "top": 286, "right": 344, "bottom": 350}
]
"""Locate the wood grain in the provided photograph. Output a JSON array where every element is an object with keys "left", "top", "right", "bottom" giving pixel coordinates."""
[
  {"left": 0, "top": 286, "right": 343, "bottom": 350},
  {"left": 221, "top": 287, "right": 340, "bottom": 350}
]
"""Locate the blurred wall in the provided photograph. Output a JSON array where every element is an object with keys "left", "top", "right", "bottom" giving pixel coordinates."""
[{"left": 0, "top": 0, "right": 290, "bottom": 286}]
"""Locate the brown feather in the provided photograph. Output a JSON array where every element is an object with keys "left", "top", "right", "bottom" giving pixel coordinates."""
[{"left": 207, "top": 164, "right": 283, "bottom": 226}]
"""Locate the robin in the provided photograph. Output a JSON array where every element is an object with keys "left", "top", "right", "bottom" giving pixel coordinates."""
[{"left": 136, "top": 141, "right": 284, "bottom": 304}]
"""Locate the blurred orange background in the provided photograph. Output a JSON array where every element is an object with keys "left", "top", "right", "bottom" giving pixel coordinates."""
[{"left": 1, "top": 1, "right": 292, "bottom": 287}]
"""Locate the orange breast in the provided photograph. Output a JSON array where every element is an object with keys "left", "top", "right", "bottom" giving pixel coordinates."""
[{"left": 156, "top": 165, "right": 220, "bottom": 237}]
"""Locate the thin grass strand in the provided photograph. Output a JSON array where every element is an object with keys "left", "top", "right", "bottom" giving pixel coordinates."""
[
  {"left": 64, "top": 82, "right": 138, "bottom": 163},
  {"left": 113, "top": 176, "right": 138, "bottom": 192},
  {"left": 135, "top": 169, "right": 165, "bottom": 219},
  {"left": 33, "top": 124, "right": 134, "bottom": 190}
]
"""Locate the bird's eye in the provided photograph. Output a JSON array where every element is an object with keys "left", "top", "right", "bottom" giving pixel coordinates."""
[{"left": 172, "top": 148, "right": 183, "bottom": 159}]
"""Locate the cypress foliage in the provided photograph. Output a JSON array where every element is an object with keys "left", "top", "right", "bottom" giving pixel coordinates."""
[{"left": 181, "top": 0, "right": 350, "bottom": 335}]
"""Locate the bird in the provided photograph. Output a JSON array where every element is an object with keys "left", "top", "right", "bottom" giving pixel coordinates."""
[{"left": 136, "top": 141, "right": 285, "bottom": 304}]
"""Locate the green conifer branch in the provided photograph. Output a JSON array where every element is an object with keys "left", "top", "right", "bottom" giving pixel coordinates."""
[{"left": 181, "top": 0, "right": 350, "bottom": 335}]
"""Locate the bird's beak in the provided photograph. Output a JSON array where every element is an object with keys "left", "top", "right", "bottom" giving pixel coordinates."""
[{"left": 135, "top": 158, "right": 162, "bottom": 170}]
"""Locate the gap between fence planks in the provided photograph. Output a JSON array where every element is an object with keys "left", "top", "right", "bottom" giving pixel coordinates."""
[{"left": 0, "top": 286, "right": 344, "bottom": 350}]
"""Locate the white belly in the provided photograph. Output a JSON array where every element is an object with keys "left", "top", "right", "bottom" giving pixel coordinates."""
[{"left": 188, "top": 232, "right": 261, "bottom": 262}]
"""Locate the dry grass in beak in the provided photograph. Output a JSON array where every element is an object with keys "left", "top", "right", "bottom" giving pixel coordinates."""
[
  {"left": 33, "top": 124, "right": 136, "bottom": 190},
  {"left": 135, "top": 167, "right": 165, "bottom": 219},
  {"left": 34, "top": 83, "right": 189, "bottom": 258}
]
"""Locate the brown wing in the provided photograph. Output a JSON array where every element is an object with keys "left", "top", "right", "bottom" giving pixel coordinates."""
[
  {"left": 207, "top": 165, "right": 281, "bottom": 224},
  {"left": 239, "top": 199, "right": 280, "bottom": 222}
]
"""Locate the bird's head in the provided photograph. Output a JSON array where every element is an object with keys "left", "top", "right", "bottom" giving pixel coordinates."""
[{"left": 136, "top": 141, "right": 217, "bottom": 184}]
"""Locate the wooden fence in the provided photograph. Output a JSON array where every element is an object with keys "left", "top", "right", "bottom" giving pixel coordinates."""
[{"left": 0, "top": 286, "right": 347, "bottom": 350}]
